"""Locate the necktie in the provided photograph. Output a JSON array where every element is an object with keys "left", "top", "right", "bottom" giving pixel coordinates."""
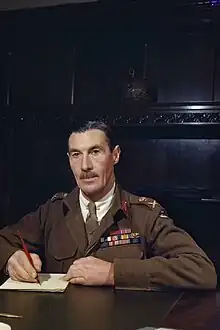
[{"left": 86, "top": 201, "right": 98, "bottom": 241}]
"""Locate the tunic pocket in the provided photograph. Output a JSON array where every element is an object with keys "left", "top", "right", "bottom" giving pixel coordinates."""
[
  {"left": 95, "top": 244, "right": 144, "bottom": 262},
  {"left": 47, "top": 227, "right": 78, "bottom": 261}
]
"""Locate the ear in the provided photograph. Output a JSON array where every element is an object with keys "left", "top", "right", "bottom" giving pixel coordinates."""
[
  {"left": 112, "top": 145, "right": 121, "bottom": 165},
  {"left": 67, "top": 152, "right": 71, "bottom": 164}
]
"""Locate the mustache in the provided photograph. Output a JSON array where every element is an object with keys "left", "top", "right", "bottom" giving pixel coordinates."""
[{"left": 80, "top": 172, "right": 98, "bottom": 179}]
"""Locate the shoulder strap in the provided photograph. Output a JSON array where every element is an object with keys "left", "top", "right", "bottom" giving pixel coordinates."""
[{"left": 51, "top": 192, "right": 67, "bottom": 203}]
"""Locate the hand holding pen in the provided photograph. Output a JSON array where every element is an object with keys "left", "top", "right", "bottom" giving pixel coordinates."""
[
  {"left": 6, "top": 231, "right": 42, "bottom": 283},
  {"left": 16, "top": 231, "right": 41, "bottom": 285}
]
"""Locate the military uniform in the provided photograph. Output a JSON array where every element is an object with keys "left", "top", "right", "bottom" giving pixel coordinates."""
[{"left": 0, "top": 185, "right": 217, "bottom": 290}]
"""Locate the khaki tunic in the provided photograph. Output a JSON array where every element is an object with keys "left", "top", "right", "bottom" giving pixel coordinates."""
[{"left": 0, "top": 185, "right": 217, "bottom": 290}]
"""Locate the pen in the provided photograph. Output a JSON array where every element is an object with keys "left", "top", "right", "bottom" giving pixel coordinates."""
[
  {"left": 0, "top": 313, "right": 23, "bottom": 319},
  {"left": 17, "top": 230, "right": 41, "bottom": 285}
]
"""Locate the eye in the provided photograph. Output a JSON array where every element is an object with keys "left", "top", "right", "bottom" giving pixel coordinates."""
[
  {"left": 71, "top": 152, "right": 80, "bottom": 158},
  {"left": 91, "top": 149, "right": 100, "bottom": 155}
]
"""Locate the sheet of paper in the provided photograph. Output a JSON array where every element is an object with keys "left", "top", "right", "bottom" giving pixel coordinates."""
[
  {"left": 137, "top": 328, "right": 177, "bottom": 330},
  {"left": 0, "top": 273, "right": 69, "bottom": 293},
  {"left": 136, "top": 328, "right": 177, "bottom": 330},
  {"left": 0, "top": 323, "right": 11, "bottom": 330}
]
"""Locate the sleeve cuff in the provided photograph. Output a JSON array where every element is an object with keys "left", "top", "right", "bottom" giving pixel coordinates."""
[
  {"left": 114, "top": 258, "right": 153, "bottom": 290},
  {"left": 0, "top": 247, "right": 20, "bottom": 274}
]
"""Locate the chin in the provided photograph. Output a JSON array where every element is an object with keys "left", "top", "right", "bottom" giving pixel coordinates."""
[
  {"left": 80, "top": 183, "right": 98, "bottom": 192},
  {"left": 81, "top": 186, "right": 102, "bottom": 199}
]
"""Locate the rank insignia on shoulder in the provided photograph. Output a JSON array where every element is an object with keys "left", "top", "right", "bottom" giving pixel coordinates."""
[
  {"left": 159, "top": 210, "right": 168, "bottom": 218},
  {"left": 138, "top": 197, "right": 148, "bottom": 202},
  {"left": 138, "top": 197, "right": 159, "bottom": 209},
  {"left": 51, "top": 192, "right": 67, "bottom": 202}
]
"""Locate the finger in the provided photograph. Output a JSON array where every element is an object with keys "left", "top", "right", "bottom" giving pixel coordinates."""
[
  {"left": 17, "top": 253, "right": 37, "bottom": 278},
  {"left": 9, "top": 262, "right": 36, "bottom": 282},
  {"left": 16, "top": 262, "right": 37, "bottom": 282},
  {"left": 10, "top": 269, "right": 23, "bottom": 282},
  {"left": 73, "top": 257, "right": 91, "bottom": 265},
  {"left": 12, "top": 271, "right": 37, "bottom": 283},
  {"left": 30, "top": 254, "right": 42, "bottom": 272},
  {"left": 63, "top": 265, "right": 84, "bottom": 281},
  {"left": 64, "top": 264, "right": 75, "bottom": 279},
  {"left": 69, "top": 277, "right": 85, "bottom": 285},
  {"left": 10, "top": 272, "right": 19, "bottom": 281},
  {"left": 63, "top": 266, "right": 74, "bottom": 281}
]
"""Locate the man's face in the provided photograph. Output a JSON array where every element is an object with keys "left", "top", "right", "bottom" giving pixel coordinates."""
[{"left": 68, "top": 129, "right": 120, "bottom": 200}]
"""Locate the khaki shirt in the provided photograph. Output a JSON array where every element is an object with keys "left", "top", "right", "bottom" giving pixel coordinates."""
[{"left": 0, "top": 185, "right": 217, "bottom": 290}]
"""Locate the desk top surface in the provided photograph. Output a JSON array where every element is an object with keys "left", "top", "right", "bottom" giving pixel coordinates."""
[{"left": 0, "top": 286, "right": 219, "bottom": 330}]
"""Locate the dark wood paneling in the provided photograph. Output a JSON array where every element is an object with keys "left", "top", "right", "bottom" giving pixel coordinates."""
[
  {"left": 0, "top": 3, "right": 219, "bottom": 106},
  {"left": 116, "top": 137, "right": 220, "bottom": 197},
  {"left": 0, "top": 50, "right": 9, "bottom": 108},
  {"left": 0, "top": 123, "right": 12, "bottom": 227},
  {"left": 4, "top": 124, "right": 73, "bottom": 224},
  {"left": 154, "top": 37, "right": 214, "bottom": 102},
  {"left": 10, "top": 49, "right": 75, "bottom": 105},
  {"left": 214, "top": 45, "right": 220, "bottom": 101},
  {"left": 75, "top": 34, "right": 215, "bottom": 105}
]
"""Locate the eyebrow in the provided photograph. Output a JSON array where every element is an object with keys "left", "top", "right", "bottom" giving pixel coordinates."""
[
  {"left": 68, "top": 144, "right": 103, "bottom": 154},
  {"left": 89, "top": 144, "right": 103, "bottom": 152},
  {"left": 68, "top": 148, "right": 79, "bottom": 154}
]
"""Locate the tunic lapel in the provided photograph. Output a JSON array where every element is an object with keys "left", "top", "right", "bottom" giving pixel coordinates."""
[
  {"left": 62, "top": 185, "right": 132, "bottom": 257},
  {"left": 63, "top": 188, "right": 88, "bottom": 255},
  {"left": 85, "top": 185, "right": 129, "bottom": 255}
]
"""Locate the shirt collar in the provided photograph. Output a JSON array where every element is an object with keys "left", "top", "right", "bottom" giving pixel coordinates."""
[{"left": 79, "top": 182, "right": 116, "bottom": 210}]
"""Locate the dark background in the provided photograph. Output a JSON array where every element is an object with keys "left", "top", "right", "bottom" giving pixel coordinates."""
[{"left": 0, "top": 0, "right": 220, "bottom": 278}]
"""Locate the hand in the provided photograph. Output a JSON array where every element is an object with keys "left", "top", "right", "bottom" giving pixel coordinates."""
[
  {"left": 7, "top": 250, "right": 42, "bottom": 282},
  {"left": 63, "top": 256, "right": 114, "bottom": 286}
]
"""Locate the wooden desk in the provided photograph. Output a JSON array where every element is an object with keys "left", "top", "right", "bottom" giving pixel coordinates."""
[
  {"left": 0, "top": 285, "right": 219, "bottom": 330},
  {"left": 162, "top": 291, "right": 219, "bottom": 330},
  {"left": 0, "top": 286, "right": 181, "bottom": 330}
]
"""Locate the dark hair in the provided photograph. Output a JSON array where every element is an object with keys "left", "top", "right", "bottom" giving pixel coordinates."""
[{"left": 69, "top": 120, "right": 117, "bottom": 151}]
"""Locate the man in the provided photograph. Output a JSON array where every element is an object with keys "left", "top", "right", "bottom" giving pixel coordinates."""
[{"left": 0, "top": 121, "right": 217, "bottom": 290}]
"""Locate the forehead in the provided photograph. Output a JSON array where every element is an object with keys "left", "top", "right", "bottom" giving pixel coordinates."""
[{"left": 68, "top": 129, "right": 108, "bottom": 149}]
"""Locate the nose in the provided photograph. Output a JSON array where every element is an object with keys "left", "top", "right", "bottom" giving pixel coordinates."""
[{"left": 81, "top": 154, "right": 93, "bottom": 171}]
